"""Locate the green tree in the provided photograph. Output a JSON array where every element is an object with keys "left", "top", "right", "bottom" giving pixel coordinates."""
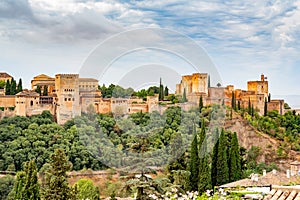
[
  {"left": 211, "top": 129, "right": 219, "bottom": 188},
  {"left": 164, "top": 86, "right": 169, "bottom": 97},
  {"left": 264, "top": 98, "right": 268, "bottom": 116},
  {"left": 199, "top": 95, "right": 203, "bottom": 113},
  {"left": 0, "top": 80, "right": 5, "bottom": 89},
  {"left": 189, "top": 125, "right": 199, "bottom": 191},
  {"left": 268, "top": 93, "right": 271, "bottom": 102},
  {"left": 159, "top": 78, "right": 164, "bottom": 101},
  {"left": 231, "top": 92, "right": 236, "bottom": 111},
  {"left": 0, "top": 175, "right": 15, "bottom": 200},
  {"left": 10, "top": 160, "right": 40, "bottom": 200},
  {"left": 248, "top": 99, "right": 251, "bottom": 115},
  {"left": 43, "top": 149, "right": 72, "bottom": 200},
  {"left": 5, "top": 80, "right": 11, "bottom": 95},
  {"left": 208, "top": 75, "right": 211, "bottom": 88},
  {"left": 74, "top": 179, "right": 100, "bottom": 200},
  {"left": 198, "top": 119, "right": 211, "bottom": 192},
  {"left": 17, "top": 78, "right": 23, "bottom": 93},
  {"left": 10, "top": 78, "right": 16, "bottom": 95},
  {"left": 43, "top": 86, "right": 48, "bottom": 96},
  {"left": 228, "top": 133, "right": 241, "bottom": 182},
  {"left": 35, "top": 86, "right": 41, "bottom": 95},
  {"left": 216, "top": 129, "right": 229, "bottom": 186}
]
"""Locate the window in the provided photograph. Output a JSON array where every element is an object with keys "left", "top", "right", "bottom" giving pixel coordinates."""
[
  {"left": 68, "top": 98, "right": 71, "bottom": 101},
  {"left": 30, "top": 100, "right": 33, "bottom": 106},
  {"left": 65, "top": 98, "right": 67, "bottom": 101}
]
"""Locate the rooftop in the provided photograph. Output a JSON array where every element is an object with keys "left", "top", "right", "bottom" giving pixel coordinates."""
[{"left": 0, "top": 72, "right": 12, "bottom": 78}]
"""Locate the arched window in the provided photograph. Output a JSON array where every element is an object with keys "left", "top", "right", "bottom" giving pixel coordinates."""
[{"left": 30, "top": 100, "right": 33, "bottom": 106}]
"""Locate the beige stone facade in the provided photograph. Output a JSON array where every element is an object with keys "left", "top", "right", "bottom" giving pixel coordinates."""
[{"left": 0, "top": 72, "right": 287, "bottom": 123}]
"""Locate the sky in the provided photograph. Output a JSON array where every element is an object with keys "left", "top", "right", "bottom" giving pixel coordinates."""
[{"left": 0, "top": 0, "right": 300, "bottom": 107}]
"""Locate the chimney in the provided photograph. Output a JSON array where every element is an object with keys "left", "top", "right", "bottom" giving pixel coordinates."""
[{"left": 261, "top": 74, "right": 265, "bottom": 82}]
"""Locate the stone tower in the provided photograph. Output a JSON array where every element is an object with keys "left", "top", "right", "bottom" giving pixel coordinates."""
[
  {"left": 55, "top": 74, "right": 81, "bottom": 124},
  {"left": 247, "top": 74, "right": 268, "bottom": 99}
]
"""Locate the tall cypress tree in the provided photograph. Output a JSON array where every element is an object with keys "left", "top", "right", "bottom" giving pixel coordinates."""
[
  {"left": 10, "top": 78, "right": 16, "bottom": 95},
  {"left": 43, "top": 86, "right": 48, "bottom": 96},
  {"left": 229, "top": 133, "right": 241, "bottom": 182},
  {"left": 268, "top": 93, "right": 271, "bottom": 102},
  {"left": 5, "top": 80, "right": 10, "bottom": 95},
  {"left": 231, "top": 92, "right": 236, "bottom": 111},
  {"left": 17, "top": 78, "right": 23, "bottom": 93},
  {"left": 216, "top": 129, "right": 229, "bottom": 186},
  {"left": 251, "top": 104, "right": 254, "bottom": 117},
  {"left": 264, "top": 98, "right": 268, "bottom": 116},
  {"left": 189, "top": 124, "right": 199, "bottom": 191},
  {"left": 11, "top": 160, "right": 40, "bottom": 200},
  {"left": 158, "top": 78, "right": 164, "bottom": 101},
  {"left": 164, "top": 86, "right": 169, "bottom": 97},
  {"left": 35, "top": 86, "right": 41, "bottom": 95},
  {"left": 211, "top": 129, "right": 219, "bottom": 188},
  {"left": 237, "top": 101, "right": 241, "bottom": 111},
  {"left": 248, "top": 99, "right": 251, "bottom": 115},
  {"left": 199, "top": 95, "right": 203, "bottom": 113},
  {"left": 208, "top": 75, "right": 211, "bottom": 88},
  {"left": 198, "top": 119, "right": 211, "bottom": 192}
]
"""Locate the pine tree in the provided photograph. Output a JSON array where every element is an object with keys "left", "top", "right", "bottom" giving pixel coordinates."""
[
  {"left": 17, "top": 78, "right": 23, "bottom": 93},
  {"left": 5, "top": 80, "right": 10, "bottom": 95},
  {"left": 10, "top": 78, "right": 16, "bottom": 95},
  {"left": 264, "top": 98, "right": 268, "bottom": 116},
  {"left": 211, "top": 129, "right": 219, "bottom": 188},
  {"left": 216, "top": 129, "right": 229, "bottom": 186},
  {"left": 164, "top": 86, "right": 169, "bottom": 97},
  {"left": 35, "top": 86, "right": 41, "bottom": 95},
  {"left": 43, "top": 86, "right": 48, "bottom": 96},
  {"left": 228, "top": 133, "right": 241, "bottom": 182},
  {"left": 198, "top": 119, "right": 211, "bottom": 192},
  {"left": 199, "top": 95, "right": 203, "bottom": 113},
  {"left": 189, "top": 124, "right": 199, "bottom": 191},
  {"left": 43, "top": 149, "right": 72, "bottom": 200},
  {"left": 182, "top": 88, "right": 187, "bottom": 102}
]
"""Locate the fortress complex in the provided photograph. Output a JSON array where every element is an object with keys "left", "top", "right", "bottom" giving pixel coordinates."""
[
  {"left": 0, "top": 72, "right": 285, "bottom": 124},
  {"left": 176, "top": 73, "right": 285, "bottom": 115}
]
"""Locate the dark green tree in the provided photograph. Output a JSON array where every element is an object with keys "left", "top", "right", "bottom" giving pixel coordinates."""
[
  {"left": 164, "top": 86, "right": 169, "bottom": 97},
  {"left": 10, "top": 78, "right": 16, "bottom": 95},
  {"left": 17, "top": 78, "right": 23, "bottom": 93},
  {"left": 158, "top": 78, "right": 164, "bottom": 101},
  {"left": 5, "top": 80, "right": 11, "bottom": 95},
  {"left": 10, "top": 160, "right": 40, "bottom": 200},
  {"left": 268, "top": 93, "right": 271, "bottom": 102},
  {"left": 208, "top": 75, "right": 211, "bottom": 88},
  {"left": 199, "top": 95, "right": 203, "bottom": 113},
  {"left": 228, "top": 133, "right": 241, "bottom": 182},
  {"left": 264, "top": 98, "right": 268, "bottom": 116},
  {"left": 43, "top": 86, "right": 48, "bottom": 96},
  {"left": 231, "top": 92, "right": 236, "bottom": 111},
  {"left": 43, "top": 149, "right": 72, "bottom": 200},
  {"left": 237, "top": 101, "right": 241, "bottom": 110},
  {"left": 216, "top": 129, "right": 229, "bottom": 186},
  {"left": 189, "top": 124, "right": 199, "bottom": 191},
  {"left": 211, "top": 129, "right": 219, "bottom": 188},
  {"left": 198, "top": 119, "right": 211, "bottom": 192},
  {"left": 248, "top": 99, "right": 251, "bottom": 115},
  {"left": 251, "top": 104, "right": 254, "bottom": 117},
  {"left": 0, "top": 175, "right": 15, "bottom": 200},
  {"left": 35, "top": 86, "right": 41, "bottom": 95}
]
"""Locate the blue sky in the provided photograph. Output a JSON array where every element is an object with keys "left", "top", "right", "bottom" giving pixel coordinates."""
[{"left": 0, "top": 0, "right": 299, "bottom": 107}]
